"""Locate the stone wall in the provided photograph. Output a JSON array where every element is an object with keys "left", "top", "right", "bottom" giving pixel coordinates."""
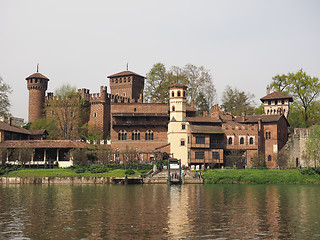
[{"left": 281, "top": 128, "right": 311, "bottom": 168}]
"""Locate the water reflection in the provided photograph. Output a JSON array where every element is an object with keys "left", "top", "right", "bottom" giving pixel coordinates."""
[{"left": 0, "top": 184, "right": 319, "bottom": 239}]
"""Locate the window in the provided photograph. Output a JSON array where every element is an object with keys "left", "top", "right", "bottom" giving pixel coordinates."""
[
  {"left": 212, "top": 152, "right": 220, "bottom": 160},
  {"left": 172, "top": 106, "right": 175, "bottom": 112},
  {"left": 116, "top": 79, "right": 118, "bottom": 83},
  {"left": 228, "top": 137, "right": 233, "bottom": 145},
  {"left": 132, "top": 130, "right": 140, "bottom": 140},
  {"left": 268, "top": 101, "right": 271, "bottom": 105},
  {"left": 249, "top": 137, "right": 254, "bottom": 145},
  {"left": 134, "top": 108, "right": 137, "bottom": 112},
  {"left": 118, "top": 130, "right": 127, "bottom": 141},
  {"left": 266, "top": 131, "right": 271, "bottom": 139},
  {"left": 183, "top": 91, "right": 186, "bottom": 97},
  {"left": 275, "top": 100, "right": 278, "bottom": 105},
  {"left": 123, "top": 92, "right": 126, "bottom": 96},
  {"left": 181, "top": 124, "right": 186, "bottom": 130},
  {"left": 171, "top": 91, "right": 174, "bottom": 97},
  {"left": 268, "top": 155, "right": 272, "bottom": 161},
  {"left": 177, "top": 91, "right": 181, "bottom": 97},
  {"left": 128, "top": 78, "right": 130, "bottom": 82},
  {"left": 93, "top": 112, "right": 97, "bottom": 118},
  {"left": 240, "top": 137, "right": 244, "bottom": 145},
  {"left": 180, "top": 140, "right": 185, "bottom": 146},
  {"left": 195, "top": 151, "right": 205, "bottom": 159},
  {"left": 124, "top": 78, "right": 126, "bottom": 83},
  {"left": 196, "top": 136, "right": 205, "bottom": 144},
  {"left": 145, "top": 130, "right": 153, "bottom": 141}
]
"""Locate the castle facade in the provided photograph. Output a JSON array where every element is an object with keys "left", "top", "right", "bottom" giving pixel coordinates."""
[{"left": 24, "top": 69, "right": 292, "bottom": 168}]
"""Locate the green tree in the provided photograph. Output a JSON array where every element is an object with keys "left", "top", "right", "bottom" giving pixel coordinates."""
[
  {"left": 270, "top": 69, "right": 320, "bottom": 127},
  {"left": 145, "top": 63, "right": 216, "bottom": 111},
  {"left": 29, "top": 117, "right": 58, "bottom": 139},
  {"left": 144, "top": 63, "right": 172, "bottom": 102},
  {"left": 221, "top": 85, "right": 255, "bottom": 115},
  {"left": 0, "top": 76, "right": 12, "bottom": 117},
  {"left": 47, "top": 84, "right": 89, "bottom": 140},
  {"left": 306, "top": 125, "right": 320, "bottom": 167}
]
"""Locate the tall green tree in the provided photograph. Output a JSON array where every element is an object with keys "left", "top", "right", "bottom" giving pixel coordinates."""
[
  {"left": 144, "top": 63, "right": 172, "bottom": 102},
  {"left": 221, "top": 85, "right": 255, "bottom": 116},
  {"left": 144, "top": 63, "right": 216, "bottom": 112},
  {"left": 0, "top": 76, "right": 12, "bottom": 117},
  {"left": 306, "top": 125, "right": 320, "bottom": 167},
  {"left": 270, "top": 69, "right": 320, "bottom": 127},
  {"left": 47, "top": 84, "right": 88, "bottom": 140}
]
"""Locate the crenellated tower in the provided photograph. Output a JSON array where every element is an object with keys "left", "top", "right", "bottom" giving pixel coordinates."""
[{"left": 26, "top": 72, "right": 49, "bottom": 122}]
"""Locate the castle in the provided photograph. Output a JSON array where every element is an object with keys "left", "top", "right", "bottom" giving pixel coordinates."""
[
  {"left": 22, "top": 68, "right": 294, "bottom": 169},
  {"left": 0, "top": 67, "right": 294, "bottom": 168}
]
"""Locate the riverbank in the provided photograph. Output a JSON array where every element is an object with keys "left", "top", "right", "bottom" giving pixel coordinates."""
[
  {"left": 1, "top": 168, "right": 320, "bottom": 184},
  {"left": 202, "top": 169, "right": 320, "bottom": 184}
]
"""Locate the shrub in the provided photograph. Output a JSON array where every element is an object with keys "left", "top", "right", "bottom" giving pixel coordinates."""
[
  {"left": 125, "top": 169, "right": 135, "bottom": 175},
  {"left": 89, "top": 164, "right": 109, "bottom": 173},
  {"left": 75, "top": 167, "right": 86, "bottom": 173},
  {"left": 300, "top": 168, "right": 316, "bottom": 175}
]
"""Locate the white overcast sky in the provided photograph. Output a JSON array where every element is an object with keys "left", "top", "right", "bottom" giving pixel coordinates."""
[{"left": 0, "top": 0, "right": 319, "bottom": 121}]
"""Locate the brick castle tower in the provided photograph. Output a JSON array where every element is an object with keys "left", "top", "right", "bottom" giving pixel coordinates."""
[
  {"left": 26, "top": 70, "right": 49, "bottom": 123},
  {"left": 108, "top": 71, "right": 145, "bottom": 100}
]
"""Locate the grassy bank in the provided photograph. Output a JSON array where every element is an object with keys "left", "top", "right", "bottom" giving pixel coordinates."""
[
  {"left": 1, "top": 168, "right": 143, "bottom": 178},
  {"left": 202, "top": 169, "right": 320, "bottom": 184}
]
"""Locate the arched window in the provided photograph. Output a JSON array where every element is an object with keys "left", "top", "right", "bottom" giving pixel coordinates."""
[
  {"left": 172, "top": 106, "right": 175, "bottom": 112},
  {"left": 266, "top": 131, "right": 271, "bottom": 139},
  {"left": 177, "top": 91, "right": 181, "bottom": 97},
  {"left": 228, "top": 137, "right": 233, "bottom": 145},
  {"left": 268, "top": 155, "right": 272, "bottom": 161},
  {"left": 171, "top": 91, "right": 174, "bottom": 97},
  {"left": 183, "top": 91, "right": 186, "bottom": 97},
  {"left": 132, "top": 130, "right": 140, "bottom": 140},
  {"left": 249, "top": 137, "right": 254, "bottom": 145},
  {"left": 240, "top": 137, "right": 244, "bottom": 145},
  {"left": 145, "top": 130, "right": 153, "bottom": 141},
  {"left": 267, "top": 109, "right": 269, "bottom": 115},
  {"left": 118, "top": 130, "right": 127, "bottom": 141}
]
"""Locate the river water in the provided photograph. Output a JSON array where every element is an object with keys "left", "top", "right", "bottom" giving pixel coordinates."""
[{"left": 0, "top": 184, "right": 319, "bottom": 239}]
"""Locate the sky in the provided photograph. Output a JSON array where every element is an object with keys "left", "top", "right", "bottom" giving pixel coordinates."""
[{"left": 1, "top": 0, "right": 320, "bottom": 121}]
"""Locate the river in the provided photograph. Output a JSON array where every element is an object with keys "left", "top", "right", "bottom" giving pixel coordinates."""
[{"left": 0, "top": 184, "right": 319, "bottom": 239}]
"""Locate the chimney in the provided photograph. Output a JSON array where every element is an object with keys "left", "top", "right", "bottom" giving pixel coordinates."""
[
  {"left": 241, "top": 112, "right": 246, "bottom": 122},
  {"left": 258, "top": 118, "right": 262, "bottom": 131},
  {"left": 8, "top": 117, "right": 12, "bottom": 125},
  {"left": 191, "top": 99, "right": 195, "bottom": 108},
  {"left": 266, "top": 85, "right": 270, "bottom": 95}
]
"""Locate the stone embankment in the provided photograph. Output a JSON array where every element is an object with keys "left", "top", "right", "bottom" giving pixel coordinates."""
[
  {"left": 0, "top": 177, "right": 113, "bottom": 184},
  {"left": 0, "top": 170, "right": 204, "bottom": 184}
]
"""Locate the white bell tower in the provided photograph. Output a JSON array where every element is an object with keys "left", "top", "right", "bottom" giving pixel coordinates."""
[{"left": 168, "top": 84, "right": 189, "bottom": 166}]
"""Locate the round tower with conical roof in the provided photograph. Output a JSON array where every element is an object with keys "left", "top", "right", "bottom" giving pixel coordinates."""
[{"left": 26, "top": 72, "right": 49, "bottom": 122}]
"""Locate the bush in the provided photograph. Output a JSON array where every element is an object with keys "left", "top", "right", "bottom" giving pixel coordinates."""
[
  {"left": 89, "top": 164, "right": 109, "bottom": 173},
  {"left": 125, "top": 169, "right": 135, "bottom": 175},
  {"left": 300, "top": 168, "right": 316, "bottom": 175},
  {"left": 75, "top": 167, "right": 86, "bottom": 173}
]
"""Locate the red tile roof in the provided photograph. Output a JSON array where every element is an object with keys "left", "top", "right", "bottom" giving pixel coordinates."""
[
  {"left": 0, "top": 140, "right": 92, "bottom": 149},
  {"left": 260, "top": 92, "right": 293, "bottom": 102},
  {"left": 107, "top": 71, "right": 145, "bottom": 78},
  {"left": 186, "top": 116, "right": 221, "bottom": 123},
  {"left": 189, "top": 125, "right": 224, "bottom": 134},
  {"left": 26, "top": 72, "right": 49, "bottom": 80},
  {"left": 0, "top": 122, "right": 30, "bottom": 135},
  {"left": 234, "top": 114, "right": 284, "bottom": 123},
  {"left": 169, "top": 83, "right": 187, "bottom": 89}
]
